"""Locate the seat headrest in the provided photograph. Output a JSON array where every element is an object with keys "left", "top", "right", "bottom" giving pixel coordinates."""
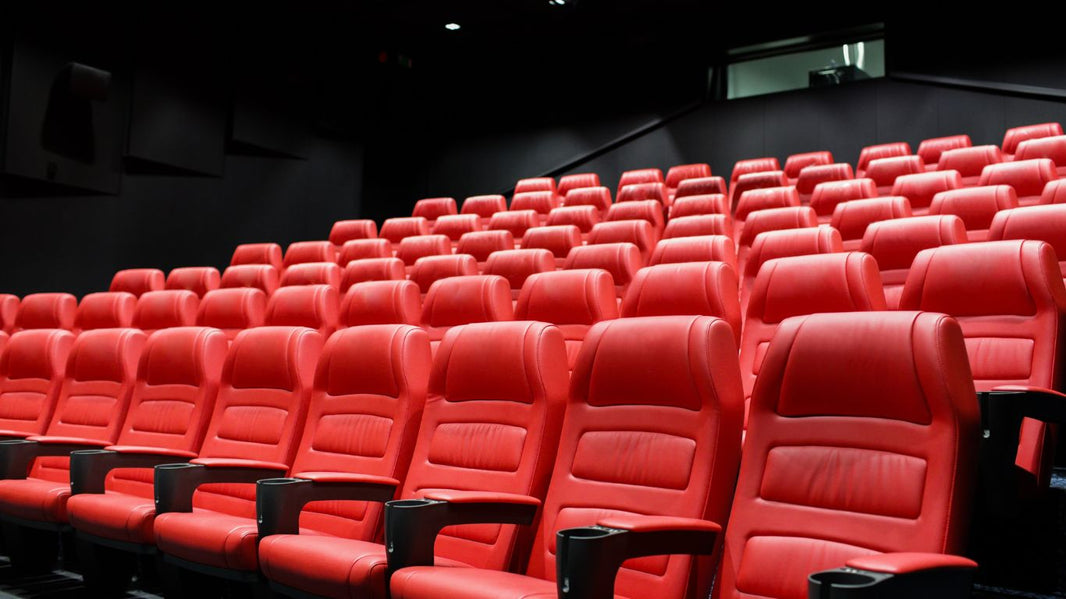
[
  {"left": 918, "top": 134, "right": 972, "bottom": 166},
  {"left": 395, "top": 234, "right": 452, "bottom": 266},
  {"left": 410, "top": 255, "right": 479, "bottom": 293},
  {"left": 280, "top": 262, "right": 342, "bottom": 289},
  {"left": 16, "top": 293, "right": 77, "bottom": 330},
  {"left": 4, "top": 329, "right": 74, "bottom": 380},
  {"left": 421, "top": 275, "right": 514, "bottom": 327},
  {"left": 575, "top": 315, "right": 740, "bottom": 410},
  {"left": 622, "top": 262, "right": 741, "bottom": 343},
  {"left": 456, "top": 230, "right": 515, "bottom": 262},
  {"left": 434, "top": 320, "right": 567, "bottom": 404},
  {"left": 341, "top": 257, "right": 406, "bottom": 291},
  {"left": 664, "top": 214, "right": 732, "bottom": 240},
  {"left": 616, "top": 182, "right": 667, "bottom": 205},
  {"left": 1003, "top": 122, "right": 1063, "bottom": 155},
  {"left": 757, "top": 311, "right": 974, "bottom": 425},
  {"left": 865, "top": 155, "right": 926, "bottom": 187},
  {"left": 488, "top": 210, "right": 539, "bottom": 237},
  {"left": 588, "top": 220, "right": 655, "bottom": 251},
  {"left": 484, "top": 249, "right": 556, "bottom": 291},
  {"left": 516, "top": 269, "right": 619, "bottom": 325},
  {"left": 989, "top": 205, "right": 1066, "bottom": 262},
  {"left": 734, "top": 185, "right": 799, "bottom": 221},
  {"left": 515, "top": 178, "right": 556, "bottom": 194},
  {"left": 861, "top": 215, "right": 968, "bottom": 271},
  {"left": 220, "top": 264, "right": 280, "bottom": 296},
  {"left": 558, "top": 173, "right": 601, "bottom": 196},
  {"left": 318, "top": 324, "right": 430, "bottom": 398},
  {"left": 650, "top": 235, "right": 736, "bottom": 267},
  {"left": 545, "top": 205, "right": 600, "bottom": 232},
  {"left": 731, "top": 157, "right": 780, "bottom": 182},
  {"left": 979, "top": 159, "right": 1057, "bottom": 196},
  {"left": 110, "top": 268, "right": 165, "bottom": 297},
  {"left": 605, "top": 200, "right": 664, "bottom": 229},
  {"left": 937, "top": 145, "right": 1003, "bottom": 177},
  {"left": 328, "top": 219, "right": 378, "bottom": 246},
  {"left": 339, "top": 239, "right": 392, "bottom": 264},
  {"left": 900, "top": 240, "right": 1066, "bottom": 316},
  {"left": 433, "top": 214, "right": 483, "bottom": 241},
  {"left": 264, "top": 285, "right": 340, "bottom": 333},
  {"left": 141, "top": 327, "right": 228, "bottom": 387},
  {"left": 1041, "top": 179, "right": 1066, "bottom": 205},
  {"left": 795, "top": 163, "right": 854, "bottom": 195},
  {"left": 380, "top": 217, "right": 430, "bottom": 243},
  {"left": 341, "top": 280, "right": 422, "bottom": 326},
  {"left": 460, "top": 194, "right": 508, "bottom": 218},
  {"left": 133, "top": 290, "right": 199, "bottom": 332},
  {"left": 809, "top": 178, "right": 878, "bottom": 217},
  {"left": 665, "top": 163, "right": 712, "bottom": 188},
  {"left": 1014, "top": 135, "right": 1066, "bottom": 164},
  {"left": 891, "top": 170, "right": 963, "bottom": 210},
  {"left": 748, "top": 252, "right": 886, "bottom": 323},
  {"left": 669, "top": 194, "right": 728, "bottom": 219},
  {"left": 165, "top": 267, "right": 221, "bottom": 298},
  {"left": 741, "top": 224, "right": 840, "bottom": 279},
  {"left": 284, "top": 241, "right": 337, "bottom": 268},
  {"left": 76, "top": 292, "right": 136, "bottom": 331},
  {"left": 857, "top": 141, "right": 911, "bottom": 172},
  {"left": 831, "top": 196, "right": 913, "bottom": 242},
  {"left": 732, "top": 172, "right": 790, "bottom": 202},
  {"left": 412, "top": 197, "right": 458, "bottom": 220},
  {"left": 675, "top": 176, "right": 727, "bottom": 198},
  {"left": 739, "top": 207, "right": 819, "bottom": 248},
  {"left": 227, "top": 326, "right": 323, "bottom": 391},
  {"left": 196, "top": 288, "right": 267, "bottom": 331},
  {"left": 230, "top": 243, "right": 283, "bottom": 269},
  {"left": 784, "top": 151, "right": 833, "bottom": 179},
  {"left": 618, "top": 168, "right": 664, "bottom": 188},
  {"left": 0, "top": 295, "right": 18, "bottom": 333},
  {"left": 68, "top": 328, "right": 146, "bottom": 383},
  {"left": 562, "top": 186, "right": 612, "bottom": 211},
  {"left": 511, "top": 191, "right": 557, "bottom": 215},
  {"left": 521, "top": 226, "right": 582, "bottom": 259},
  {"left": 930, "top": 185, "right": 1018, "bottom": 231},
  {"left": 564, "top": 244, "right": 642, "bottom": 286}
]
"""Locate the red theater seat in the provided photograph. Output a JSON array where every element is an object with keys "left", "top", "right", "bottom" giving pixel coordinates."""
[
  {"left": 165, "top": 267, "right": 220, "bottom": 298},
  {"left": 456, "top": 230, "right": 515, "bottom": 271},
  {"left": 1042, "top": 178, "right": 1066, "bottom": 205},
  {"left": 604, "top": 200, "right": 664, "bottom": 238},
  {"left": 562, "top": 186, "right": 613, "bottom": 213},
  {"left": 230, "top": 243, "right": 283, "bottom": 270},
  {"left": 261, "top": 320, "right": 568, "bottom": 599},
  {"left": 545, "top": 205, "right": 600, "bottom": 235},
  {"left": 557, "top": 173, "right": 601, "bottom": 197},
  {"left": 380, "top": 217, "right": 430, "bottom": 246},
  {"left": 74, "top": 292, "right": 136, "bottom": 332},
  {"left": 616, "top": 182, "right": 668, "bottom": 207},
  {"left": 340, "top": 258, "right": 406, "bottom": 291},
  {"left": 809, "top": 178, "right": 877, "bottom": 221},
  {"left": 110, "top": 269, "right": 165, "bottom": 298},
  {"left": 264, "top": 285, "right": 340, "bottom": 337},
  {"left": 460, "top": 194, "right": 508, "bottom": 223},
  {"left": 866, "top": 155, "right": 926, "bottom": 194},
  {"left": 674, "top": 176, "right": 727, "bottom": 200},
  {"left": 979, "top": 158, "right": 1058, "bottom": 206},
  {"left": 730, "top": 171, "right": 788, "bottom": 206},
  {"left": 1003, "top": 122, "right": 1063, "bottom": 160},
  {"left": 662, "top": 214, "right": 733, "bottom": 240},
  {"left": 784, "top": 150, "right": 833, "bottom": 183},
  {"left": 15, "top": 293, "right": 77, "bottom": 331},
  {"left": 338, "top": 238, "right": 392, "bottom": 265},
  {"left": 860, "top": 215, "right": 968, "bottom": 309},
  {"left": 484, "top": 249, "right": 556, "bottom": 300},
  {"left": 989, "top": 205, "right": 1066, "bottom": 277},
  {"left": 515, "top": 177, "right": 557, "bottom": 195},
  {"left": 795, "top": 163, "right": 853, "bottom": 203},
  {"left": 219, "top": 265, "right": 280, "bottom": 298},
  {"left": 650, "top": 235, "right": 738, "bottom": 273},
  {"left": 328, "top": 220, "right": 378, "bottom": 246},
  {"left": 929, "top": 185, "right": 1019, "bottom": 242},
  {"left": 521, "top": 226, "right": 582, "bottom": 268},
  {"left": 488, "top": 210, "right": 540, "bottom": 242},
  {"left": 734, "top": 186, "right": 800, "bottom": 226},
  {"left": 918, "top": 134, "right": 972, "bottom": 169},
  {"left": 510, "top": 191, "right": 557, "bottom": 221},
  {"left": 1014, "top": 135, "right": 1066, "bottom": 176},
  {"left": 892, "top": 170, "right": 963, "bottom": 215},
  {"left": 395, "top": 235, "right": 452, "bottom": 270},
  {"left": 938, "top": 145, "right": 1004, "bottom": 186},
  {"left": 411, "top": 197, "right": 457, "bottom": 225},
  {"left": 831, "top": 196, "right": 913, "bottom": 251},
  {"left": 420, "top": 275, "right": 515, "bottom": 354},
  {"left": 279, "top": 262, "right": 342, "bottom": 290},
  {"left": 617, "top": 167, "right": 664, "bottom": 189},
  {"left": 388, "top": 315, "right": 743, "bottom": 599},
  {"left": 737, "top": 206, "right": 817, "bottom": 249},
  {"left": 283, "top": 241, "right": 337, "bottom": 269},
  {"left": 742, "top": 226, "right": 843, "bottom": 307},
  {"left": 665, "top": 163, "right": 711, "bottom": 200},
  {"left": 431, "top": 214, "right": 482, "bottom": 244},
  {"left": 196, "top": 289, "right": 267, "bottom": 341},
  {"left": 409, "top": 254, "right": 479, "bottom": 295},
  {"left": 587, "top": 220, "right": 656, "bottom": 263},
  {"left": 730, "top": 157, "right": 780, "bottom": 185},
  {"left": 0, "top": 329, "right": 74, "bottom": 439},
  {"left": 565, "top": 243, "right": 642, "bottom": 300},
  {"left": 0, "top": 295, "right": 19, "bottom": 334},
  {"left": 669, "top": 194, "right": 729, "bottom": 219},
  {"left": 340, "top": 280, "right": 422, "bottom": 327},
  {"left": 132, "top": 291, "right": 199, "bottom": 335},
  {"left": 622, "top": 262, "right": 742, "bottom": 345},
  {"left": 515, "top": 269, "right": 618, "bottom": 370},
  {"left": 719, "top": 311, "right": 978, "bottom": 599},
  {"left": 856, "top": 141, "right": 911, "bottom": 177}
]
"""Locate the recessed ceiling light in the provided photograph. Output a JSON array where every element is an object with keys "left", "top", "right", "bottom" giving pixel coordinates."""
[{"left": 445, "top": 22, "right": 461, "bottom": 31}]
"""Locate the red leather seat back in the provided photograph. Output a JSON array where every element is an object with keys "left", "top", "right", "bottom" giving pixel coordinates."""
[
  {"left": 587, "top": 220, "right": 656, "bottom": 262},
  {"left": 730, "top": 172, "right": 789, "bottom": 206},
  {"left": 107, "top": 327, "right": 228, "bottom": 497},
  {"left": 665, "top": 163, "right": 711, "bottom": 190},
  {"left": 1042, "top": 179, "right": 1066, "bottom": 205},
  {"left": 456, "top": 230, "right": 515, "bottom": 266},
  {"left": 979, "top": 159, "right": 1058, "bottom": 204},
  {"left": 515, "top": 269, "right": 618, "bottom": 370},
  {"left": 564, "top": 243, "right": 642, "bottom": 299},
  {"left": 937, "top": 145, "right": 1004, "bottom": 180},
  {"left": 989, "top": 205, "right": 1066, "bottom": 276},
  {"left": 399, "top": 320, "right": 568, "bottom": 569},
  {"left": 929, "top": 185, "right": 1019, "bottom": 241},
  {"left": 866, "top": 155, "right": 926, "bottom": 190},
  {"left": 220, "top": 265, "right": 280, "bottom": 297},
  {"left": 674, "top": 176, "right": 727, "bottom": 199},
  {"left": 432, "top": 214, "right": 483, "bottom": 242},
  {"left": 784, "top": 151, "right": 832, "bottom": 180},
  {"left": 856, "top": 141, "right": 911, "bottom": 176},
  {"left": 616, "top": 182, "right": 668, "bottom": 206},
  {"left": 37, "top": 329, "right": 147, "bottom": 482},
  {"left": 484, "top": 249, "right": 556, "bottom": 298},
  {"left": 562, "top": 186, "right": 612, "bottom": 213},
  {"left": 650, "top": 235, "right": 738, "bottom": 273},
  {"left": 734, "top": 186, "right": 800, "bottom": 222},
  {"left": 338, "top": 239, "right": 392, "bottom": 265},
  {"left": 110, "top": 269, "right": 165, "bottom": 298},
  {"left": 0, "top": 295, "right": 19, "bottom": 334},
  {"left": 737, "top": 206, "right": 817, "bottom": 248},
  {"left": 488, "top": 210, "right": 540, "bottom": 240},
  {"left": 410, "top": 255, "right": 479, "bottom": 294},
  {"left": 531, "top": 315, "right": 743, "bottom": 598},
  {"left": 230, "top": 243, "right": 283, "bottom": 270},
  {"left": 809, "top": 178, "right": 877, "bottom": 218},
  {"left": 514, "top": 178, "right": 556, "bottom": 195},
  {"left": 75, "top": 292, "right": 136, "bottom": 332},
  {"left": 284, "top": 241, "right": 337, "bottom": 269},
  {"left": 411, "top": 197, "right": 458, "bottom": 223},
  {"left": 196, "top": 289, "right": 267, "bottom": 341},
  {"left": 165, "top": 267, "right": 221, "bottom": 298},
  {"left": 663, "top": 214, "right": 733, "bottom": 241},
  {"left": 622, "top": 262, "right": 742, "bottom": 345},
  {"left": 280, "top": 262, "right": 342, "bottom": 290},
  {"left": 918, "top": 134, "right": 972, "bottom": 167},
  {"left": 618, "top": 167, "right": 664, "bottom": 189},
  {"left": 1003, "top": 122, "right": 1063, "bottom": 157},
  {"left": 1014, "top": 135, "right": 1066, "bottom": 172},
  {"left": 290, "top": 324, "right": 431, "bottom": 539},
  {"left": 557, "top": 173, "right": 601, "bottom": 197},
  {"left": 16, "top": 293, "right": 77, "bottom": 331},
  {"left": 341, "top": 280, "right": 422, "bottom": 327},
  {"left": 545, "top": 205, "right": 600, "bottom": 233},
  {"left": 460, "top": 195, "right": 508, "bottom": 220},
  {"left": 521, "top": 226, "right": 582, "bottom": 263},
  {"left": 741, "top": 253, "right": 883, "bottom": 416},
  {"left": 891, "top": 170, "right": 962, "bottom": 213},
  {"left": 0, "top": 330, "right": 74, "bottom": 436},
  {"left": 511, "top": 191, "right": 557, "bottom": 216},
  {"left": 328, "top": 219, "right": 378, "bottom": 246},
  {"left": 132, "top": 290, "right": 199, "bottom": 335},
  {"left": 669, "top": 194, "right": 729, "bottom": 219},
  {"left": 604, "top": 200, "right": 665, "bottom": 236},
  {"left": 795, "top": 163, "right": 853, "bottom": 196},
  {"left": 861, "top": 215, "right": 968, "bottom": 309},
  {"left": 831, "top": 196, "right": 913, "bottom": 250},
  {"left": 395, "top": 235, "right": 452, "bottom": 267},
  {"left": 380, "top": 217, "right": 430, "bottom": 245},
  {"left": 730, "top": 157, "right": 780, "bottom": 184},
  {"left": 193, "top": 326, "right": 323, "bottom": 518},
  {"left": 420, "top": 276, "right": 515, "bottom": 352},
  {"left": 341, "top": 258, "right": 406, "bottom": 291},
  {"left": 717, "top": 311, "right": 979, "bottom": 599},
  {"left": 264, "top": 285, "right": 340, "bottom": 337}
]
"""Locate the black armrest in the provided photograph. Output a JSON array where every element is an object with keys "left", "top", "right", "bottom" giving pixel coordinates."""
[
  {"left": 70, "top": 449, "right": 195, "bottom": 495},
  {"left": 384, "top": 492, "right": 539, "bottom": 572},
  {"left": 555, "top": 516, "right": 720, "bottom": 599},
  {"left": 808, "top": 553, "right": 976, "bottom": 599},
  {"left": 0, "top": 439, "right": 97, "bottom": 480},
  {"left": 154, "top": 462, "right": 288, "bottom": 514},
  {"left": 256, "top": 473, "right": 399, "bottom": 537}
]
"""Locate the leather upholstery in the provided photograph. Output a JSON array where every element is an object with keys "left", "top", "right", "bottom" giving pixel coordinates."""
[
  {"left": 737, "top": 206, "right": 817, "bottom": 248},
  {"left": 861, "top": 215, "right": 968, "bottom": 309},
  {"left": 456, "top": 230, "right": 515, "bottom": 267},
  {"left": 663, "top": 214, "right": 733, "bottom": 240},
  {"left": 460, "top": 195, "right": 508, "bottom": 220},
  {"left": 280, "top": 262, "right": 342, "bottom": 289},
  {"left": 865, "top": 155, "right": 926, "bottom": 192},
  {"left": 831, "top": 196, "right": 913, "bottom": 250},
  {"left": 808, "top": 177, "right": 876, "bottom": 219},
  {"left": 420, "top": 276, "right": 515, "bottom": 354},
  {"left": 410, "top": 255, "right": 479, "bottom": 294},
  {"left": 937, "top": 145, "right": 1004, "bottom": 185},
  {"left": 730, "top": 171, "right": 789, "bottom": 206},
  {"left": 650, "top": 235, "right": 738, "bottom": 273},
  {"left": 230, "top": 243, "right": 283, "bottom": 270},
  {"left": 0, "top": 295, "right": 19, "bottom": 334},
  {"left": 717, "top": 311, "right": 979, "bottom": 599},
  {"left": 484, "top": 250, "right": 556, "bottom": 299},
  {"left": 979, "top": 159, "right": 1058, "bottom": 206},
  {"left": 412, "top": 197, "right": 458, "bottom": 224},
  {"left": 75, "top": 292, "right": 136, "bottom": 331},
  {"left": 264, "top": 285, "right": 340, "bottom": 337},
  {"left": 669, "top": 194, "right": 729, "bottom": 219},
  {"left": 15, "top": 293, "right": 77, "bottom": 331},
  {"left": 515, "top": 178, "right": 556, "bottom": 195},
  {"left": 733, "top": 186, "right": 800, "bottom": 222},
  {"left": 856, "top": 141, "right": 911, "bottom": 176},
  {"left": 587, "top": 220, "right": 656, "bottom": 262},
  {"left": 132, "top": 290, "right": 199, "bottom": 334},
  {"left": 564, "top": 243, "right": 643, "bottom": 300},
  {"left": 618, "top": 167, "right": 664, "bottom": 189},
  {"left": 891, "top": 170, "right": 963, "bottom": 214},
  {"left": 380, "top": 217, "right": 430, "bottom": 245},
  {"left": 674, "top": 176, "right": 727, "bottom": 199},
  {"left": 929, "top": 185, "right": 1019, "bottom": 241},
  {"left": 1002, "top": 122, "right": 1063, "bottom": 158},
  {"left": 338, "top": 239, "right": 392, "bottom": 265},
  {"left": 396, "top": 235, "right": 452, "bottom": 267},
  {"left": 196, "top": 289, "right": 267, "bottom": 341},
  {"left": 488, "top": 210, "right": 540, "bottom": 240},
  {"left": 341, "top": 258, "right": 406, "bottom": 291},
  {"left": 432, "top": 214, "right": 483, "bottom": 242},
  {"left": 562, "top": 186, "right": 612, "bottom": 213},
  {"left": 1014, "top": 135, "right": 1066, "bottom": 175},
  {"left": 220, "top": 264, "right": 280, "bottom": 297},
  {"left": 604, "top": 200, "right": 664, "bottom": 236},
  {"left": 742, "top": 227, "right": 845, "bottom": 311},
  {"left": 521, "top": 226, "right": 583, "bottom": 267},
  {"left": 665, "top": 163, "right": 711, "bottom": 195},
  {"left": 165, "top": 267, "right": 221, "bottom": 298},
  {"left": 545, "top": 205, "right": 600, "bottom": 234},
  {"left": 110, "top": 269, "right": 165, "bottom": 297},
  {"left": 622, "top": 262, "right": 742, "bottom": 345},
  {"left": 557, "top": 173, "right": 601, "bottom": 198},
  {"left": 0, "top": 329, "right": 74, "bottom": 437},
  {"left": 283, "top": 241, "right": 337, "bottom": 268},
  {"left": 795, "top": 163, "right": 853, "bottom": 197},
  {"left": 730, "top": 157, "right": 780, "bottom": 184},
  {"left": 341, "top": 280, "right": 422, "bottom": 327},
  {"left": 989, "top": 205, "right": 1066, "bottom": 276},
  {"left": 918, "top": 134, "right": 971, "bottom": 168},
  {"left": 516, "top": 269, "right": 619, "bottom": 369},
  {"left": 1041, "top": 179, "right": 1066, "bottom": 205},
  {"left": 784, "top": 151, "right": 833, "bottom": 180},
  {"left": 616, "top": 182, "right": 668, "bottom": 207},
  {"left": 511, "top": 192, "right": 557, "bottom": 217},
  {"left": 328, "top": 219, "right": 378, "bottom": 246}
]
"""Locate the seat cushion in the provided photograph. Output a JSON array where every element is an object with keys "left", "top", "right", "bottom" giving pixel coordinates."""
[
  {"left": 391, "top": 566, "right": 630, "bottom": 599},
  {"left": 0, "top": 477, "right": 72, "bottom": 523},
  {"left": 259, "top": 535, "right": 470, "bottom": 599},
  {"left": 66, "top": 491, "right": 157, "bottom": 544},
  {"left": 154, "top": 510, "right": 260, "bottom": 571}
]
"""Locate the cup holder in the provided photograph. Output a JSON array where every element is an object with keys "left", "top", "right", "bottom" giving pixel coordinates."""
[
  {"left": 808, "top": 569, "right": 879, "bottom": 588},
  {"left": 388, "top": 498, "right": 438, "bottom": 509},
  {"left": 258, "top": 477, "right": 300, "bottom": 486},
  {"left": 558, "top": 526, "right": 617, "bottom": 541}
]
